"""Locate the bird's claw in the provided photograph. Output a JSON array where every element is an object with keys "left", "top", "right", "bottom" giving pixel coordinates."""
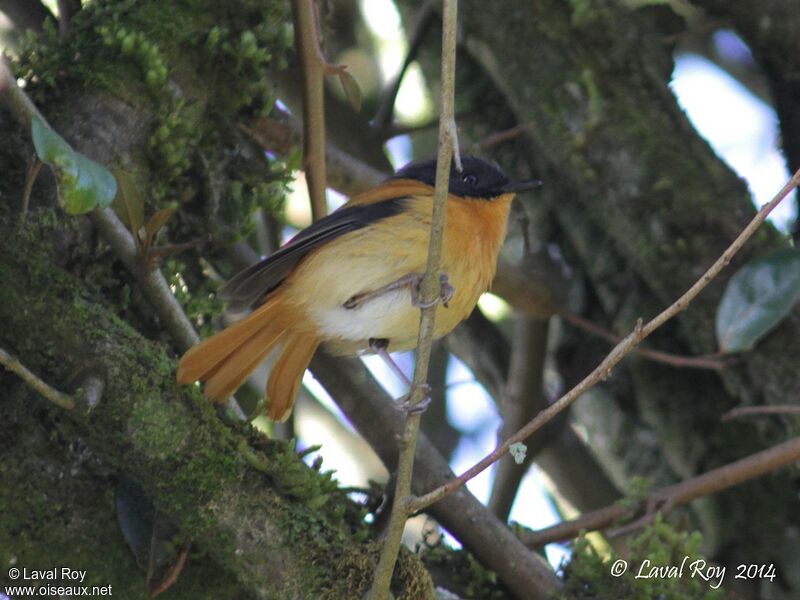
[
  {"left": 411, "top": 273, "right": 453, "bottom": 309},
  {"left": 398, "top": 383, "right": 432, "bottom": 414}
]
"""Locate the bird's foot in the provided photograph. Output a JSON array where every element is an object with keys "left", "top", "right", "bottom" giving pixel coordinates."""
[
  {"left": 344, "top": 272, "right": 454, "bottom": 310},
  {"left": 410, "top": 273, "right": 454, "bottom": 309},
  {"left": 399, "top": 383, "right": 432, "bottom": 414}
]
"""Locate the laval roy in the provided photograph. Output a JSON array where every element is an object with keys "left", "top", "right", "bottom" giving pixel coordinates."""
[{"left": 22, "top": 568, "right": 87, "bottom": 582}]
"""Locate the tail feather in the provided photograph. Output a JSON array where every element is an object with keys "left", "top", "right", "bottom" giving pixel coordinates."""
[
  {"left": 266, "top": 333, "right": 319, "bottom": 422},
  {"left": 177, "top": 296, "right": 300, "bottom": 405},
  {"left": 203, "top": 326, "right": 287, "bottom": 401},
  {"left": 177, "top": 297, "right": 281, "bottom": 384}
]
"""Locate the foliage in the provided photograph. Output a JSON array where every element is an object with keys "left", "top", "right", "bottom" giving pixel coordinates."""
[
  {"left": 716, "top": 250, "right": 800, "bottom": 353},
  {"left": 421, "top": 540, "right": 506, "bottom": 599},
  {"left": 561, "top": 517, "right": 726, "bottom": 600},
  {"left": 31, "top": 114, "right": 117, "bottom": 214}
]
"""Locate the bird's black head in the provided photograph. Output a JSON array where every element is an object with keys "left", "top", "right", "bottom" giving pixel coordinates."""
[{"left": 392, "top": 155, "right": 541, "bottom": 199}]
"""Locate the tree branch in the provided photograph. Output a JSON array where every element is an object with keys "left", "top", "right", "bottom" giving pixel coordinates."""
[
  {"left": 291, "top": 0, "right": 328, "bottom": 221},
  {"left": 558, "top": 309, "right": 728, "bottom": 370},
  {"left": 0, "top": 345, "right": 75, "bottom": 410},
  {"left": 0, "top": 57, "right": 46, "bottom": 126},
  {"left": 89, "top": 208, "right": 199, "bottom": 352},
  {"left": 56, "top": 0, "right": 81, "bottom": 36},
  {"left": 0, "top": 0, "right": 53, "bottom": 32},
  {"left": 372, "top": 0, "right": 436, "bottom": 133},
  {"left": 722, "top": 405, "right": 800, "bottom": 421},
  {"left": 1, "top": 231, "right": 438, "bottom": 597},
  {"left": 310, "top": 355, "right": 561, "bottom": 599},
  {"left": 521, "top": 435, "right": 800, "bottom": 547},
  {"left": 2, "top": 57, "right": 198, "bottom": 353},
  {"left": 488, "top": 315, "right": 550, "bottom": 521}
]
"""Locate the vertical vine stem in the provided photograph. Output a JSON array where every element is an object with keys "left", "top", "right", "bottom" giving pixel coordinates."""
[
  {"left": 367, "top": 1, "right": 459, "bottom": 597},
  {"left": 291, "top": 0, "right": 328, "bottom": 221},
  {"left": 408, "top": 166, "right": 800, "bottom": 514}
]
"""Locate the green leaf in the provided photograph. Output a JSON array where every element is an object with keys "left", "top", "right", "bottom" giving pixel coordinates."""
[
  {"left": 31, "top": 114, "right": 117, "bottom": 214},
  {"left": 716, "top": 249, "right": 800, "bottom": 353},
  {"left": 338, "top": 70, "right": 362, "bottom": 113},
  {"left": 111, "top": 169, "right": 145, "bottom": 242},
  {"left": 143, "top": 204, "right": 178, "bottom": 244}
]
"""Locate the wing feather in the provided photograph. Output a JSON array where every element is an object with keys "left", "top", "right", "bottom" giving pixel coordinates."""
[{"left": 218, "top": 195, "right": 413, "bottom": 311}]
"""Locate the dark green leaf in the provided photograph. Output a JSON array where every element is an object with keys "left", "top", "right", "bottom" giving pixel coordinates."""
[
  {"left": 143, "top": 204, "right": 178, "bottom": 246},
  {"left": 111, "top": 169, "right": 145, "bottom": 243},
  {"left": 31, "top": 114, "right": 117, "bottom": 214},
  {"left": 115, "top": 476, "right": 156, "bottom": 569},
  {"left": 115, "top": 476, "right": 182, "bottom": 576},
  {"left": 716, "top": 249, "right": 800, "bottom": 353},
  {"left": 338, "top": 70, "right": 362, "bottom": 113}
]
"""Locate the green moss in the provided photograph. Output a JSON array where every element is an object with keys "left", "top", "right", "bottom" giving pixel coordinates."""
[
  {"left": 561, "top": 516, "right": 726, "bottom": 599},
  {"left": 569, "top": 0, "right": 610, "bottom": 28},
  {"left": 13, "top": 0, "right": 295, "bottom": 241},
  {"left": 421, "top": 541, "right": 506, "bottom": 599}
]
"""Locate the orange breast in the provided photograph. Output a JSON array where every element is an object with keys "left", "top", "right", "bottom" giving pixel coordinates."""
[
  {"left": 282, "top": 191, "right": 514, "bottom": 356},
  {"left": 441, "top": 193, "right": 513, "bottom": 298}
]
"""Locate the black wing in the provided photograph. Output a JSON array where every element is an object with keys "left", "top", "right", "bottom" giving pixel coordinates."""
[{"left": 218, "top": 197, "right": 409, "bottom": 312}]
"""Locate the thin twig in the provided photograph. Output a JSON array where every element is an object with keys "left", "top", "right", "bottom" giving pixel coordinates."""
[
  {"left": 3, "top": 57, "right": 243, "bottom": 419},
  {"left": 407, "top": 167, "right": 800, "bottom": 514},
  {"left": 722, "top": 405, "right": 800, "bottom": 421},
  {"left": 291, "top": 0, "right": 327, "bottom": 221},
  {"left": 559, "top": 309, "right": 729, "bottom": 370},
  {"left": 473, "top": 122, "right": 533, "bottom": 151},
  {"left": 311, "top": 354, "right": 561, "bottom": 598},
  {"left": 0, "top": 346, "right": 75, "bottom": 410},
  {"left": 521, "top": 435, "right": 800, "bottom": 547},
  {"left": 367, "top": 2, "right": 459, "bottom": 598}
]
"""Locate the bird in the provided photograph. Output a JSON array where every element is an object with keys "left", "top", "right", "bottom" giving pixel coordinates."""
[{"left": 176, "top": 155, "right": 541, "bottom": 421}]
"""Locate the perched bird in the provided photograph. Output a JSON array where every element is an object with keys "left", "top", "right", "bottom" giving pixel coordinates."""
[{"left": 177, "top": 156, "right": 540, "bottom": 421}]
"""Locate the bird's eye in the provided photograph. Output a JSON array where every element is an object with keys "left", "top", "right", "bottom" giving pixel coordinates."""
[{"left": 462, "top": 173, "right": 478, "bottom": 186}]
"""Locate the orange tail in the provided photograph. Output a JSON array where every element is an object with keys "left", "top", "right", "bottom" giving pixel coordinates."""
[
  {"left": 266, "top": 332, "right": 319, "bottom": 422},
  {"left": 176, "top": 297, "right": 318, "bottom": 420}
]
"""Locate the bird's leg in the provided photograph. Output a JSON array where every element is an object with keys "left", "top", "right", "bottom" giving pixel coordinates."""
[
  {"left": 344, "top": 272, "right": 454, "bottom": 310},
  {"left": 369, "top": 337, "right": 412, "bottom": 387},
  {"left": 368, "top": 338, "right": 431, "bottom": 414}
]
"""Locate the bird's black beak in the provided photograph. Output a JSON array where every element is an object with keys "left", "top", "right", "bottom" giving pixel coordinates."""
[{"left": 500, "top": 179, "right": 543, "bottom": 193}]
